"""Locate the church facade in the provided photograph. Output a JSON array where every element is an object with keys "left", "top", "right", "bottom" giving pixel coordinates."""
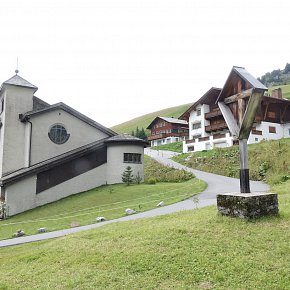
[{"left": 0, "top": 73, "right": 147, "bottom": 216}]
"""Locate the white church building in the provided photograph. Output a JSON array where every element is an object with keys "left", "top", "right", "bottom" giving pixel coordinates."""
[{"left": 0, "top": 73, "right": 147, "bottom": 216}]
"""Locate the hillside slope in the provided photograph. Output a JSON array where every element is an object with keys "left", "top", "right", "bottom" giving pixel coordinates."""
[
  {"left": 111, "top": 103, "right": 191, "bottom": 134},
  {"left": 111, "top": 84, "right": 289, "bottom": 134},
  {"left": 268, "top": 84, "right": 290, "bottom": 99}
]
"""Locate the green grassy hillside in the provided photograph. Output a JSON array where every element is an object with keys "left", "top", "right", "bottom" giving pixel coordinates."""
[
  {"left": 269, "top": 84, "right": 290, "bottom": 99},
  {"left": 111, "top": 103, "right": 191, "bottom": 134},
  {"left": 111, "top": 84, "right": 289, "bottom": 135},
  {"left": 173, "top": 138, "right": 290, "bottom": 194}
]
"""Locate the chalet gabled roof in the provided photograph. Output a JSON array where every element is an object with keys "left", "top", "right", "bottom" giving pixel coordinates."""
[
  {"left": 20, "top": 102, "right": 117, "bottom": 137},
  {"left": 216, "top": 66, "right": 267, "bottom": 103},
  {"left": 179, "top": 87, "right": 221, "bottom": 120},
  {"left": 0, "top": 138, "right": 108, "bottom": 186},
  {"left": 146, "top": 116, "right": 188, "bottom": 129},
  {"left": 2, "top": 74, "right": 38, "bottom": 91}
]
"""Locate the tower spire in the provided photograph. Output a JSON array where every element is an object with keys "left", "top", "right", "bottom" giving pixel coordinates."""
[{"left": 15, "top": 57, "right": 19, "bottom": 75}]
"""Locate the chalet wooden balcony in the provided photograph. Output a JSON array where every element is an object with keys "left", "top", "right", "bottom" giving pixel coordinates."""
[
  {"left": 185, "top": 139, "right": 195, "bottom": 144},
  {"left": 213, "top": 133, "right": 226, "bottom": 139},
  {"left": 205, "top": 122, "right": 228, "bottom": 132},
  {"left": 198, "top": 136, "right": 209, "bottom": 142},
  {"left": 205, "top": 110, "right": 222, "bottom": 119}
]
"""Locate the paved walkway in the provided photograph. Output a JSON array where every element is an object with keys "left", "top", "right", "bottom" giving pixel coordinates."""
[{"left": 0, "top": 149, "right": 268, "bottom": 248}]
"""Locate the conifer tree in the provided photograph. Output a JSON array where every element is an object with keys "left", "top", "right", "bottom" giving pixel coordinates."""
[{"left": 122, "top": 166, "right": 134, "bottom": 186}]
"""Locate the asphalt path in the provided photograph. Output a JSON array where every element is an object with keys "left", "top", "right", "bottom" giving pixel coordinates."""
[{"left": 0, "top": 149, "right": 268, "bottom": 248}]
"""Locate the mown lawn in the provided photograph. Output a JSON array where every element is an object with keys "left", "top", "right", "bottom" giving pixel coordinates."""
[
  {"left": 0, "top": 179, "right": 205, "bottom": 241},
  {"left": 1, "top": 192, "right": 290, "bottom": 289}
]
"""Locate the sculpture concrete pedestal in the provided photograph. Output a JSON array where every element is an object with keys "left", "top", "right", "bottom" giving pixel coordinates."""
[
  {"left": 215, "top": 67, "right": 279, "bottom": 219},
  {"left": 217, "top": 192, "right": 279, "bottom": 219}
]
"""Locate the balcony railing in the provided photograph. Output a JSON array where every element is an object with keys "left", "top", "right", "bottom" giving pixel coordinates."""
[
  {"left": 205, "top": 122, "right": 228, "bottom": 132},
  {"left": 198, "top": 136, "right": 209, "bottom": 142},
  {"left": 185, "top": 139, "right": 195, "bottom": 144},
  {"left": 205, "top": 110, "right": 222, "bottom": 119},
  {"left": 148, "top": 132, "right": 188, "bottom": 141},
  {"left": 213, "top": 133, "right": 226, "bottom": 139}
]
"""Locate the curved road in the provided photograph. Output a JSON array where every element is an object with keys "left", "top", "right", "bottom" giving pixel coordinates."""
[{"left": 0, "top": 149, "right": 268, "bottom": 247}]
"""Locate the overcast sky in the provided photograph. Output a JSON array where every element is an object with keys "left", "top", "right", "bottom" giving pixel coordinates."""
[{"left": 1, "top": 0, "right": 289, "bottom": 127}]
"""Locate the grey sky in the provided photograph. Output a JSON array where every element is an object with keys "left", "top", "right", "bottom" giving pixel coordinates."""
[{"left": 1, "top": 0, "right": 289, "bottom": 127}]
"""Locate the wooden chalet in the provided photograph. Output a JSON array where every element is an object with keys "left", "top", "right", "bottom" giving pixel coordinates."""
[
  {"left": 147, "top": 116, "right": 189, "bottom": 146},
  {"left": 180, "top": 66, "right": 290, "bottom": 153}
]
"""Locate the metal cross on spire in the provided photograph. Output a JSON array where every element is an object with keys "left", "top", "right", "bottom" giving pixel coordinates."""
[{"left": 15, "top": 57, "right": 19, "bottom": 75}]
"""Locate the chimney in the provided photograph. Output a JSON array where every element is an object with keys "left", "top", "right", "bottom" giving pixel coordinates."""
[{"left": 271, "top": 88, "right": 282, "bottom": 99}]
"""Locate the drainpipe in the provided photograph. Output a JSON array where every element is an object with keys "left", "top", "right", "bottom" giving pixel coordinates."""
[{"left": 27, "top": 120, "right": 32, "bottom": 167}]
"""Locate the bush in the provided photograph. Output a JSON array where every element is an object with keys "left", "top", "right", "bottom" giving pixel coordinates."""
[{"left": 147, "top": 177, "right": 157, "bottom": 184}]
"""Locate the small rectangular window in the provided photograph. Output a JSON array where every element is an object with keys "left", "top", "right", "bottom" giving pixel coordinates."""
[
  {"left": 269, "top": 126, "right": 276, "bottom": 133},
  {"left": 124, "top": 153, "right": 142, "bottom": 164},
  {"left": 197, "top": 109, "right": 201, "bottom": 116}
]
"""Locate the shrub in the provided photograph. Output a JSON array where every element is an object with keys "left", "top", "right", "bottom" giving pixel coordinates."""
[
  {"left": 147, "top": 177, "right": 157, "bottom": 184},
  {"left": 134, "top": 172, "right": 142, "bottom": 184}
]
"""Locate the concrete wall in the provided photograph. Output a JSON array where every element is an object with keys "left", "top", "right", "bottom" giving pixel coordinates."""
[
  {"left": 5, "top": 163, "right": 107, "bottom": 216},
  {"left": 183, "top": 132, "right": 233, "bottom": 153},
  {"left": 150, "top": 136, "right": 183, "bottom": 146},
  {"left": 0, "top": 85, "right": 34, "bottom": 175},
  {"left": 248, "top": 121, "right": 290, "bottom": 144},
  {"left": 106, "top": 144, "right": 144, "bottom": 184},
  {"left": 30, "top": 109, "right": 109, "bottom": 165}
]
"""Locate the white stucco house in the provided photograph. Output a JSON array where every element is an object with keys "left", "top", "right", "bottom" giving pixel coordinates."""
[
  {"left": 180, "top": 67, "right": 290, "bottom": 153},
  {"left": 0, "top": 73, "right": 147, "bottom": 216}
]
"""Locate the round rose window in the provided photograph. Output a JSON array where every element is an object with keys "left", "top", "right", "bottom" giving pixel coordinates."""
[{"left": 48, "top": 124, "right": 70, "bottom": 144}]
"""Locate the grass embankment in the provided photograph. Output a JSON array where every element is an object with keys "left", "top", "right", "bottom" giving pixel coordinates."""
[
  {"left": 269, "top": 83, "right": 290, "bottom": 100},
  {"left": 111, "top": 103, "right": 191, "bottom": 134},
  {"left": 1, "top": 193, "right": 290, "bottom": 289},
  {"left": 150, "top": 141, "right": 183, "bottom": 153},
  {"left": 0, "top": 157, "right": 206, "bottom": 241},
  {"left": 173, "top": 138, "right": 290, "bottom": 194}
]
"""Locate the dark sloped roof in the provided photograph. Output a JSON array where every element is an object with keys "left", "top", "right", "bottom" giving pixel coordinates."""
[
  {"left": 33, "top": 96, "right": 50, "bottom": 110},
  {"left": 2, "top": 74, "right": 38, "bottom": 90},
  {"left": 105, "top": 133, "right": 149, "bottom": 146},
  {"left": 0, "top": 138, "right": 108, "bottom": 186},
  {"left": 179, "top": 87, "right": 222, "bottom": 120},
  {"left": 147, "top": 116, "right": 188, "bottom": 129},
  {"left": 20, "top": 102, "right": 117, "bottom": 137},
  {"left": 217, "top": 66, "right": 267, "bottom": 103}
]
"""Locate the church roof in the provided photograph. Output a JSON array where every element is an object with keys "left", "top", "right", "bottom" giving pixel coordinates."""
[
  {"left": 20, "top": 102, "right": 117, "bottom": 137},
  {"left": 105, "top": 133, "right": 149, "bottom": 146},
  {"left": 2, "top": 74, "right": 38, "bottom": 90}
]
